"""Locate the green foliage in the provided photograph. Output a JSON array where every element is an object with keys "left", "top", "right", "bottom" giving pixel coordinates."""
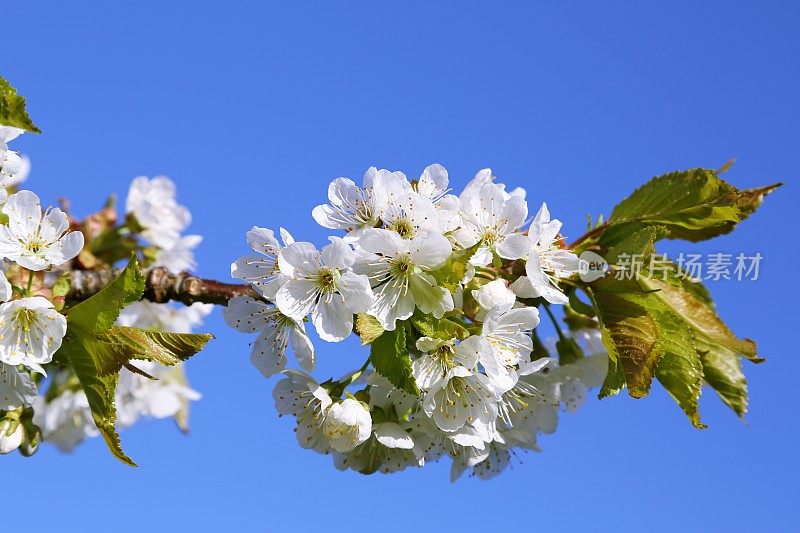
[
  {"left": 603, "top": 225, "right": 668, "bottom": 262},
  {"left": 100, "top": 327, "right": 213, "bottom": 367},
  {"left": 602, "top": 168, "right": 780, "bottom": 243},
  {"left": 0, "top": 76, "right": 40, "bottom": 133},
  {"left": 574, "top": 169, "right": 775, "bottom": 426},
  {"left": 89, "top": 227, "right": 140, "bottom": 266},
  {"left": 429, "top": 242, "right": 481, "bottom": 293},
  {"left": 66, "top": 254, "right": 146, "bottom": 335},
  {"left": 410, "top": 310, "right": 470, "bottom": 341},
  {"left": 369, "top": 324, "right": 420, "bottom": 396},
  {"left": 587, "top": 263, "right": 760, "bottom": 428},
  {"left": 58, "top": 255, "right": 212, "bottom": 465}
]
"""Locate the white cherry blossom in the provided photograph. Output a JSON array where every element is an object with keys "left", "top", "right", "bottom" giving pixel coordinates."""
[
  {"left": 479, "top": 306, "right": 540, "bottom": 394},
  {"left": 32, "top": 388, "right": 98, "bottom": 452},
  {"left": 0, "top": 295, "right": 67, "bottom": 375},
  {"left": 117, "top": 300, "right": 213, "bottom": 333},
  {"left": 224, "top": 295, "right": 315, "bottom": 376},
  {"left": 411, "top": 164, "right": 461, "bottom": 233},
  {"left": 0, "top": 190, "right": 84, "bottom": 270},
  {"left": 125, "top": 175, "right": 191, "bottom": 248},
  {"left": 412, "top": 335, "right": 489, "bottom": 391},
  {"left": 231, "top": 227, "right": 294, "bottom": 300},
  {"left": 422, "top": 366, "right": 499, "bottom": 433},
  {"left": 472, "top": 278, "right": 517, "bottom": 319},
  {"left": 115, "top": 361, "right": 202, "bottom": 429},
  {"left": 334, "top": 420, "right": 424, "bottom": 474},
  {"left": 273, "top": 370, "right": 332, "bottom": 453},
  {"left": 355, "top": 228, "right": 453, "bottom": 331},
  {"left": 455, "top": 180, "right": 530, "bottom": 265},
  {"left": 0, "top": 127, "right": 27, "bottom": 200},
  {"left": 511, "top": 203, "right": 580, "bottom": 305},
  {"left": 0, "top": 363, "right": 37, "bottom": 411},
  {"left": 312, "top": 166, "right": 407, "bottom": 237},
  {"left": 153, "top": 234, "right": 202, "bottom": 274},
  {"left": 276, "top": 237, "right": 374, "bottom": 342},
  {"left": 322, "top": 398, "right": 372, "bottom": 453}
]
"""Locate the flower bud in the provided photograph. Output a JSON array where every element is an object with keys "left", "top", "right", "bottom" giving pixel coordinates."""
[
  {"left": 0, "top": 419, "right": 23, "bottom": 455},
  {"left": 19, "top": 422, "right": 42, "bottom": 457}
]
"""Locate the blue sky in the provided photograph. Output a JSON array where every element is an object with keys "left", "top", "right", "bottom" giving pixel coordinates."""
[{"left": 3, "top": 2, "right": 798, "bottom": 531}]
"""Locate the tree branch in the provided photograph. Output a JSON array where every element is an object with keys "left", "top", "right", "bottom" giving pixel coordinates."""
[{"left": 67, "top": 268, "right": 258, "bottom": 306}]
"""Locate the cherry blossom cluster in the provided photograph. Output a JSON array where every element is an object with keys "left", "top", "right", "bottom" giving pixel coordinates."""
[
  {"left": 225, "top": 165, "right": 609, "bottom": 479},
  {"left": 0, "top": 141, "right": 210, "bottom": 454},
  {"left": 0, "top": 126, "right": 82, "bottom": 454}
]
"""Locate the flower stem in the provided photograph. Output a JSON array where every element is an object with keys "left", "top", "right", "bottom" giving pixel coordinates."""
[
  {"left": 25, "top": 271, "right": 34, "bottom": 297},
  {"left": 543, "top": 303, "right": 567, "bottom": 342}
]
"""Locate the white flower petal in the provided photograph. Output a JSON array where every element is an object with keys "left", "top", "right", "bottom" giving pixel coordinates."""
[
  {"left": 374, "top": 422, "right": 415, "bottom": 449},
  {"left": 2, "top": 190, "right": 41, "bottom": 238},
  {"left": 337, "top": 271, "right": 375, "bottom": 314},
  {"left": 276, "top": 279, "right": 318, "bottom": 320},
  {"left": 409, "top": 232, "right": 451, "bottom": 269},
  {"left": 312, "top": 294, "right": 352, "bottom": 342},
  {"left": 289, "top": 325, "right": 316, "bottom": 372},
  {"left": 321, "top": 237, "right": 354, "bottom": 270},
  {"left": 250, "top": 323, "right": 288, "bottom": 377},
  {"left": 222, "top": 296, "right": 274, "bottom": 332},
  {"left": 496, "top": 232, "right": 530, "bottom": 260}
]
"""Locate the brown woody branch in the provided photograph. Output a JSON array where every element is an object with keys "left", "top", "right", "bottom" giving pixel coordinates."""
[{"left": 67, "top": 267, "right": 258, "bottom": 306}]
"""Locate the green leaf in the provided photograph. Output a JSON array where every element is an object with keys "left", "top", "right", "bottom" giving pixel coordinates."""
[
  {"left": 354, "top": 313, "right": 384, "bottom": 345},
  {"left": 99, "top": 327, "right": 213, "bottom": 366},
  {"left": 369, "top": 324, "right": 419, "bottom": 396},
  {"left": 58, "top": 255, "right": 212, "bottom": 465},
  {"left": 588, "top": 270, "right": 759, "bottom": 427},
  {"left": 66, "top": 254, "right": 145, "bottom": 335},
  {"left": 644, "top": 277, "right": 760, "bottom": 362},
  {"left": 602, "top": 225, "right": 669, "bottom": 263},
  {"left": 429, "top": 242, "right": 481, "bottom": 292},
  {"left": 0, "top": 76, "right": 40, "bottom": 133},
  {"left": 697, "top": 340, "right": 748, "bottom": 418},
  {"left": 410, "top": 310, "right": 470, "bottom": 341},
  {"left": 589, "top": 280, "right": 664, "bottom": 398},
  {"left": 604, "top": 169, "right": 780, "bottom": 243},
  {"left": 57, "top": 336, "right": 135, "bottom": 465}
]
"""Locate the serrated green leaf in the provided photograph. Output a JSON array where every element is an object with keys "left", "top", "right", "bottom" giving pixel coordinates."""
[
  {"left": 589, "top": 283, "right": 663, "bottom": 398},
  {"left": 588, "top": 269, "right": 759, "bottom": 426},
  {"left": 603, "top": 169, "right": 780, "bottom": 243},
  {"left": 650, "top": 302, "right": 705, "bottom": 428},
  {"left": 429, "top": 242, "right": 481, "bottom": 293},
  {"left": 100, "top": 327, "right": 213, "bottom": 366},
  {"left": 57, "top": 255, "right": 211, "bottom": 465},
  {"left": 697, "top": 339, "right": 748, "bottom": 418},
  {"left": 66, "top": 254, "right": 145, "bottom": 335},
  {"left": 644, "top": 277, "right": 760, "bottom": 362},
  {"left": 370, "top": 324, "right": 419, "bottom": 396},
  {"left": 58, "top": 336, "right": 136, "bottom": 466},
  {"left": 0, "top": 76, "right": 40, "bottom": 133},
  {"left": 354, "top": 313, "right": 384, "bottom": 345},
  {"left": 410, "top": 310, "right": 470, "bottom": 341},
  {"left": 602, "top": 225, "right": 669, "bottom": 263}
]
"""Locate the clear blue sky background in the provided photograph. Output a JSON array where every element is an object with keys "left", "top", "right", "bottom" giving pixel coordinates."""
[{"left": 3, "top": 2, "right": 798, "bottom": 531}]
